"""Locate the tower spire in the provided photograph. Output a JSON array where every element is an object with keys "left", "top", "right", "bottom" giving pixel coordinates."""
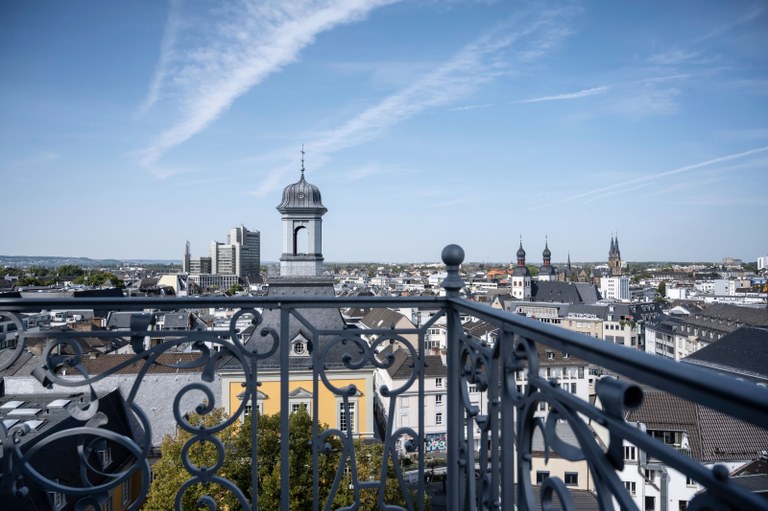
[{"left": 300, "top": 144, "right": 305, "bottom": 176}]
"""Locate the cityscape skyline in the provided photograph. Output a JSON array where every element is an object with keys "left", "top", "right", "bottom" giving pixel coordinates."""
[{"left": 1, "top": 1, "right": 767, "bottom": 263}]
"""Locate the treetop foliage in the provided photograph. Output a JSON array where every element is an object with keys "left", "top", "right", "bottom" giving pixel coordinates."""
[{"left": 144, "top": 408, "right": 425, "bottom": 510}]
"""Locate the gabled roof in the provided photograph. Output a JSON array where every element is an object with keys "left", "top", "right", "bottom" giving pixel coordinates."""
[
  {"left": 361, "top": 308, "right": 413, "bottom": 330},
  {"left": 531, "top": 281, "right": 601, "bottom": 304},
  {"left": 80, "top": 352, "right": 209, "bottom": 375},
  {"left": 626, "top": 389, "right": 768, "bottom": 463},
  {"left": 464, "top": 319, "right": 498, "bottom": 339},
  {"left": 683, "top": 327, "right": 768, "bottom": 382},
  {"left": 376, "top": 345, "right": 446, "bottom": 379},
  {"left": 696, "top": 303, "right": 768, "bottom": 326},
  {"left": 163, "top": 311, "right": 190, "bottom": 329}
]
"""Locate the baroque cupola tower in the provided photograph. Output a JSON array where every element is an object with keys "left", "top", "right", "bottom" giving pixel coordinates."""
[
  {"left": 538, "top": 237, "right": 556, "bottom": 282},
  {"left": 277, "top": 152, "right": 327, "bottom": 277},
  {"left": 511, "top": 238, "right": 532, "bottom": 300}
]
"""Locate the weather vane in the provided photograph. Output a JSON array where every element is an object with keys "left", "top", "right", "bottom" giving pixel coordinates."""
[{"left": 300, "top": 144, "right": 305, "bottom": 175}]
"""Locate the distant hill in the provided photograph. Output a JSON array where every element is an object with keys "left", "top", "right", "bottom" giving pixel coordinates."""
[{"left": 0, "top": 255, "right": 180, "bottom": 269}]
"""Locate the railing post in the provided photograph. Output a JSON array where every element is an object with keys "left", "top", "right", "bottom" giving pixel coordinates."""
[{"left": 441, "top": 244, "right": 466, "bottom": 511}]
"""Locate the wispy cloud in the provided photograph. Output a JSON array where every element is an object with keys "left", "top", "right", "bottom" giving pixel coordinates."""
[
  {"left": 309, "top": 8, "right": 576, "bottom": 155},
  {"left": 695, "top": 4, "right": 763, "bottom": 43},
  {"left": 647, "top": 49, "right": 706, "bottom": 66},
  {"left": 341, "top": 162, "right": 402, "bottom": 181},
  {"left": 242, "top": 7, "right": 578, "bottom": 198},
  {"left": 519, "top": 85, "right": 610, "bottom": 104},
  {"left": 530, "top": 145, "right": 768, "bottom": 210},
  {"left": 137, "top": 0, "right": 184, "bottom": 117},
  {"left": 449, "top": 103, "right": 496, "bottom": 112},
  {"left": 138, "top": 0, "right": 398, "bottom": 168}
]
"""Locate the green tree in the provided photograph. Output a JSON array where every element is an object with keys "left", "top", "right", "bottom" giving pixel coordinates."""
[
  {"left": 79, "top": 271, "right": 125, "bottom": 288},
  {"left": 27, "top": 265, "right": 52, "bottom": 276},
  {"left": 56, "top": 264, "right": 85, "bottom": 278},
  {"left": 226, "top": 284, "right": 244, "bottom": 296},
  {"left": 144, "top": 408, "right": 421, "bottom": 510},
  {"left": 143, "top": 409, "right": 237, "bottom": 510},
  {"left": 16, "top": 276, "right": 42, "bottom": 287}
]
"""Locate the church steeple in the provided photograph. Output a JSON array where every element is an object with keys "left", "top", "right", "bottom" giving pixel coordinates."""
[
  {"left": 277, "top": 150, "right": 327, "bottom": 277},
  {"left": 539, "top": 236, "right": 556, "bottom": 281},
  {"left": 511, "top": 237, "right": 531, "bottom": 299},
  {"left": 609, "top": 233, "right": 623, "bottom": 276}
]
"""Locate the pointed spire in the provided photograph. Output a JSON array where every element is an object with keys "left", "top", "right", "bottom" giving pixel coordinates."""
[
  {"left": 516, "top": 236, "right": 526, "bottom": 264},
  {"left": 567, "top": 252, "right": 571, "bottom": 270},
  {"left": 300, "top": 144, "right": 305, "bottom": 177}
]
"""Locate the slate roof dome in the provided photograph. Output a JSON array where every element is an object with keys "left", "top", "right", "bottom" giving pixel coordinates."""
[
  {"left": 516, "top": 242, "right": 526, "bottom": 260},
  {"left": 542, "top": 243, "right": 551, "bottom": 259},
  {"left": 277, "top": 171, "right": 327, "bottom": 213}
]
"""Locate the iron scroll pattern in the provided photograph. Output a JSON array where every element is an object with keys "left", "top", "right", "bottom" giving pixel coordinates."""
[
  {"left": 0, "top": 307, "right": 280, "bottom": 510},
  {"left": 453, "top": 318, "right": 766, "bottom": 511},
  {"left": 288, "top": 305, "right": 442, "bottom": 511},
  {"left": 0, "top": 303, "right": 439, "bottom": 511}
]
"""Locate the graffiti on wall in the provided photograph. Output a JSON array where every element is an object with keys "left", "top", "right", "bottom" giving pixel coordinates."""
[{"left": 425, "top": 433, "right": 447, "bottom": 453}]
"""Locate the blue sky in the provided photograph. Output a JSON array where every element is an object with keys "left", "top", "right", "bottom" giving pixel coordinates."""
[{"left": 1, "top": 1, "right": 766, "bottom": 264}]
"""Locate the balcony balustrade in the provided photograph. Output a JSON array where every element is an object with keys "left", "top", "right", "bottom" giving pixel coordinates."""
[{"left": 0, "top": 245, "right": 766, "bottom": 510}]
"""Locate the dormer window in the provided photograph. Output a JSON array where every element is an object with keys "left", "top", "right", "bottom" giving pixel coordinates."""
[{"left": 291, "top": 332, "right": 311, "bottom": 357}]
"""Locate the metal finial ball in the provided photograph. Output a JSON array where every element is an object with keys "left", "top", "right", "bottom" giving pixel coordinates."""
[
  {"left": 712, "top": 464, "right": 729, "bottom": 481},
  {"left": 442, "top": 244, "right": 465, "bottom": 266}
]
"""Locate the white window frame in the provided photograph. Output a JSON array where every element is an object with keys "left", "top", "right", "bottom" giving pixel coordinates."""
[
  {"left": 338, "top": 400, "right": 357, "bottom": 434},
  {"left": 122, "top": 479, "right": 130, "bottom": 505},
  {"left": 289, "top": 387, "right": 313, "bottom": 417}
]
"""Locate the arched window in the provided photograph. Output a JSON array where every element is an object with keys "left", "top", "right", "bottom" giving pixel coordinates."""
[{"left": 293, "top": 225, "right": 308, "bottom": 255}]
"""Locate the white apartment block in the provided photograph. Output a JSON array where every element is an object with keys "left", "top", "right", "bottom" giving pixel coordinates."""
[{"left": 600, "top": 276, "right": 630, "bottom": 301}]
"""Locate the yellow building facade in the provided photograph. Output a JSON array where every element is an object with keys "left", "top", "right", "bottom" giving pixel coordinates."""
[{"left": 220, "top": 367, "right": 376, "bottom": 438}]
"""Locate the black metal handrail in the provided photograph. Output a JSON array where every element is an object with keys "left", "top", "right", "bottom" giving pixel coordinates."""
[{"left": 0, "top": 244, "right": 766, "bottom": 510}]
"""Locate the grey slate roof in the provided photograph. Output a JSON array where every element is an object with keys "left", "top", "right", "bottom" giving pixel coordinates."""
[
  {"left": 531, "top": 485, "right": 599, "bottom": 511},
  {"left": 625, "top": 389, "right": 768, "bottom": 463},
  {"left": 361, "top": 308, "right": 411, "bottom": 329},
  {"left": 531, "top": 281, "right": 601, "bottom": 304},
  {"left": 683, "top": 327, "right": 768, "bottom": 382},
  {"left": 377, "top": 344, "right": 446, "bottom": 379},
  {"left": 163, "top": 311, "right": 190, "bottom": 329},
  {"left": 687, "top": 303, "right": 768, "bottom": 329},
  {"left": 219, "top": 280, "right": 352, "bottom": 370}
]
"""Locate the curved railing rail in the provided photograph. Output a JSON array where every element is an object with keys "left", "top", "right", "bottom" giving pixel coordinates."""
[{"left": 0, "top": 245, "right": 766, "bottom": 510}]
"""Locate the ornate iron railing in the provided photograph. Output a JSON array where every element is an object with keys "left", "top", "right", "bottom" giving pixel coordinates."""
[{"left": 0, "top": 244, "right": 766, "bottom": 510}]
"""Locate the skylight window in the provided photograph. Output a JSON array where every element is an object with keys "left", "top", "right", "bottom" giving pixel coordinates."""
[
  {"left": 7, "top": 408, "right": 42, "bottom": 416},
  {"left": 47, "top": 399, "right": 71, "bottom": 409}
]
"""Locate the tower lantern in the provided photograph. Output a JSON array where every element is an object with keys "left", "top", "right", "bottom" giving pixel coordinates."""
[{"left": 276, "top": 152, "right": 327, "bottom": 277}]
